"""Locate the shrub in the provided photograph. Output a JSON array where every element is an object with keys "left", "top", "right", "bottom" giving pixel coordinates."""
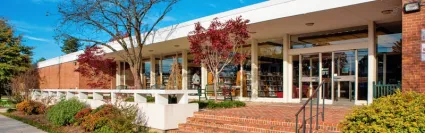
[
  {"left": 74, "top": 108, "right": 92, "bottom": 126},
  {"left": 47, "top": 98, "right": 86, "bottom": 126},
  {"left": 16, "top": 100, "right": 45, "bottom": 115},
  {"left": 6, "top": 108, "right": 16, "bottom": 113},
  {"left": 81, "top": 104, "right": 145, "bottom": 133},
  {"left": 190, "top": 100, "right": 246, "bottom": 109},
  {"left": 340, "top": 91, "right": 425, "bottom": 132}
]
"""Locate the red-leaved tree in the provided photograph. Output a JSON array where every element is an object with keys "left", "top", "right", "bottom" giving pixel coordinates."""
[
  {"left": 75, "top": 46, "right": 117, "bottom": 89},
  {"left": 188, "top": 16, "right": 250, "bottom": 101}
]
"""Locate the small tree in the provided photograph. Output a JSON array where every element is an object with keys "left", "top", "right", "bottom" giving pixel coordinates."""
[
  {"left": 188, "top": 16, "right": 250, "bottom": 101},
  {"left": 75, "top": 46, "right": 116, "bottom": 89},
  {"left": 61, "top": 37, "right": 82, "bottom": 54}
]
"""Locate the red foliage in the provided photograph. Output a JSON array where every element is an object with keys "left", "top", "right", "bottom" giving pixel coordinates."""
[
  {"left": 188, "top": 16, "right": 250, "bottom": 65},
  {"left": 75, "top": 46, "right": 117, "bottom": 89},
  {"left": 74, "top": 108, "right": 92, "bottom": 125}
]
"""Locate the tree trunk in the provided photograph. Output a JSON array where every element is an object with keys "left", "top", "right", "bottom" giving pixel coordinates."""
[
  {"left": 130, "top": 67, "right": 143, "bottom": 89},
  {"left": 213, "top": 69, "right": 219, "bottom": 102}
]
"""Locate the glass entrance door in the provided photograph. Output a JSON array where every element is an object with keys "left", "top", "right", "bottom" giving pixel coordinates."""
[
  {"left": 333, "top": 51, "right": 356, "bottom": 103},
  {"left": 295, "top": 50, "right": 358, "bottom": 104},
  {"left": 299, "top": 54, "right": 319, "bottom": 99}
]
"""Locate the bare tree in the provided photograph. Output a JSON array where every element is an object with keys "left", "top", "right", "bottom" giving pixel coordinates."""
[{"left": 56, "top": 0, "right": 178, "bottom": 89}]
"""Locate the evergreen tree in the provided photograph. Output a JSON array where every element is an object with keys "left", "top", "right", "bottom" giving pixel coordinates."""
[
  {"left": 0, "top": 19, "right": 33, "bottom": 98},
  {"left": 61, "top": 37, "right": 82, "bottom": 54}
]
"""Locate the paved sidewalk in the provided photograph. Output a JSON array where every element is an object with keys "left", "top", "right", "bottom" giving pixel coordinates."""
[{"left": 0, "top": 114, "right": 46, "bottom": 133}]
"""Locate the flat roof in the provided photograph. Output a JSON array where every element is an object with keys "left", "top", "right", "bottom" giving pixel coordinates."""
[{"left": 37, "top": 0, "right": 375, "bottom": 68}]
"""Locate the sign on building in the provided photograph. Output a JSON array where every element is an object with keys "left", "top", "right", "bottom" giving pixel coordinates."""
[{"left": 422, "top": 43, "right": 425, "bottom": 61}]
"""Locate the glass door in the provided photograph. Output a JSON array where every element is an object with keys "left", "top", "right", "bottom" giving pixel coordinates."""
[
  {"left": 333, "top": 51, "right": 356, "bottom": 103},
  {"left": 299, "top": 54, "right": 319, "bottom": 99}
]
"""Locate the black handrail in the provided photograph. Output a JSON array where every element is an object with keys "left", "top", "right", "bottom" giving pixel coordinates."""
[{"left": 295, "top": 80, "right": 326, "bottom": 133}]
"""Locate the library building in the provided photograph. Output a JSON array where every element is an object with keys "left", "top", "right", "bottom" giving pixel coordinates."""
[{"left": 37, "top": 0, "right": 425, "bottom": 105}]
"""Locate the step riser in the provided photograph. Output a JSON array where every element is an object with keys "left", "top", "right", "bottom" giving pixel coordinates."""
[{"left": 192, "top": 114, "right": 340, "bottom": 132}]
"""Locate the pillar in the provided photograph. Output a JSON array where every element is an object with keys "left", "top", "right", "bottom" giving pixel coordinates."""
[
  {"left": 367, "top": 21, "right": 377, "bottom": 104},
  {"left": 282, "top": 34, "right": 290, "bottom": 102},
  {"left": 93, "top": 92, "right": 103, "bottom": 100},
  {"left": 134, "top": 93, "right": 147, "bottom": 103},
  {"left": 201, "top": 63, "right": 208, "bottom": 91},
  {"left": 182, "top": 50, "right": 188, "bottom": 90},
  {"left": 116, "top": 61, "right": 121, "bottom": 86},
  {"left": 251, "top": 39, "right": 259, "bottom": 99},
  {"left": 150, "top": 56, "right": 156, "bottom": 87}
]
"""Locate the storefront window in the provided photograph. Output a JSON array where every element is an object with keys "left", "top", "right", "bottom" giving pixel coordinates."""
[
  {"left": 161, "top": 55, "right": 182, "bottom": 88},
  {"left": 376, "top": 22, "right": 401, "bottom": 84},
  {"left": 258, "top": 39, "right": 283, "bottom": 98},
  {"left": 358, "top": 49, "right": 368, "bottom": 100},
  {"left": 118, "top": 62, "right": 134, "bottom": 88},
  {"left": 143, "top": 61, "right": 150, "bottom": 89},
  {"left": 290, "top": 26, "right": 368, "bottom": 49}
]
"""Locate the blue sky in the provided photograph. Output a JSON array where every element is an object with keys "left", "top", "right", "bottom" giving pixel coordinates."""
[{"left": 0, "top": 0, "right": 265, "bottom": 61}]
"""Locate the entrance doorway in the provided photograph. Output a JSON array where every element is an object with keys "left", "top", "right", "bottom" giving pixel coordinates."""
[{"left": 296, "top": 50, "right": 360, "bottom": 104}]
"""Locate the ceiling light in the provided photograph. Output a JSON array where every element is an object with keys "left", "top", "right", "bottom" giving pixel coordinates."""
[
  {"left": 305, "top": 23, "right": 314, "bottom": 26},
  {"left": 404, "top": 2, "right": 420, "bottom": 13},
  {"left": 381, "top": 9, "right": 393, "bottom": 15}
]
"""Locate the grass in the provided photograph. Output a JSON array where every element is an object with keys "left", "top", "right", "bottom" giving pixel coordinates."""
[{"left": 0, "top": 113, "right": 62, "bottom": 133}]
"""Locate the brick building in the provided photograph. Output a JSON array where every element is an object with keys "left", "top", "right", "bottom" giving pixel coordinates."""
[{"left": 37, "top": 0, "right": 423, "bottom": 105}]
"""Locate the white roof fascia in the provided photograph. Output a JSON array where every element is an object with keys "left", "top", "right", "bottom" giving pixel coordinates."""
[{"left": 37, "top": 0, "right": 373, "bottom": 68}]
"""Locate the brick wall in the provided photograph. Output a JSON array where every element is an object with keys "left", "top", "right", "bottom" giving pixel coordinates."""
[
  {"left": 402, "top": 0, "right": 425, "bottom": 92},
  {"left": 38, "top": 61, "right": 116, "bottom": 89}
]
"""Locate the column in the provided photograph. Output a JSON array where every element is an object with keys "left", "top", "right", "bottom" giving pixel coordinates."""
[
  {"left": 355, "top": 50, "right": 359, "bottom": 103},
  {"left": 367, "top": 21, "right": 377, "bottom": 104},
  {"left": 150, "top": 55, "right": 156, "bottom": 87},
  {"left": 182, "top": 50, "right": 188, "bottom": 90},
  {"left": 319, "top": 53, "right": 323, "bottom": 102},
  {"left": 116, "top": 61, "right": 121, "bottom": 86},
  {"left": 201, "top": 63, "right": 208, "bottom": 91},
  {"left": 159, "top": 56, "right": 163, "bottom": 85},
  {"left": 251, "top": 39, "right": 259, "bottom": 99},
  {"left": 282, "top": 34, "right": 290, "bottom": 102}
]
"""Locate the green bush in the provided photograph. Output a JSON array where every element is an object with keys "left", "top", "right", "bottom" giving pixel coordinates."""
[
  {"left": 47, "top": 98, "right": 86, "bottom": 126},
  {"left": 6, "top": 108, "right": 16, "bottom": 113},
  {"left": 125, "top": 96, "right": 154, "bottom": 103},
  {"left": 93, "top": 126, "right": 114, "bottom": 133},
  {"left": 190, "top": 100, "right": 246, "bottom": 109},
  {"left": 340, "top": 91, "right": 425, "bottom": 132}
]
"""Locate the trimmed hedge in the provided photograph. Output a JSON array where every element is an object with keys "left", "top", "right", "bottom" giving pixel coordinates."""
[
  {"left": 340, "top": 91, "right": 425, "bottom": 132},
  {"left": 47, "top": 98, "right": 86, "bottom": 126},
  {"left": 191, "top": 100, "right": 246, "bottom": 109}
]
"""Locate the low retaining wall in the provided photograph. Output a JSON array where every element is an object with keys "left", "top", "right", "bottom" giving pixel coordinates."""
[{"left": 31, "top": 89, "right": 199, "bottom": 130}]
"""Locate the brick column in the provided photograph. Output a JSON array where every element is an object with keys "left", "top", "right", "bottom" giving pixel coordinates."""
[{"left": 402, "top": 0, "right": 425, "bottom": 93}]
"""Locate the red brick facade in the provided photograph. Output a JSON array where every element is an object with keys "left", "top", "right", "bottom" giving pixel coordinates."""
[
  {"left": 402, "top": 0, "right": 425, "bottom": 93},
  {"left": 38, "top": 61, "right": 116, "bottom": 89}
]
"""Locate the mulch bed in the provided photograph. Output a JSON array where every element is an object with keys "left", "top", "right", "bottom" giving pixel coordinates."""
[{"left": 8, "top": 111, "right": 86, "bottom": 133}]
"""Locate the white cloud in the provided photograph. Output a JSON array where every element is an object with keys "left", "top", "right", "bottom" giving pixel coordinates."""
[
  {"left": 9, "top": 20, "right": 54, "bottom": 33},
  {"left": 24, "top": 35, "right": 53, "bottom": 43},
  {"left": 208, "top": 3, "right": 217, "bottom": 8}
]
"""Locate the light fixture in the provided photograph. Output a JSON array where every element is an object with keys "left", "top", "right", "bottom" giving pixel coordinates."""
[
  {"left": 404, "top": 2, "right": 420, "bottom": 13},
  {"left": 381, "top": 9, "right": 393, "bottom": 15},
  {"left": 305, "top": 23, "right": 314, "bottom": 26}
]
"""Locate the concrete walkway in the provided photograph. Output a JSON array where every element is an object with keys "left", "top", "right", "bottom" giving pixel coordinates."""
[{"left": 0, "top": 114, "right": 46, "bottom": 133}]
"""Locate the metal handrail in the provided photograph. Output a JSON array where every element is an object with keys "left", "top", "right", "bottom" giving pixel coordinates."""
[{"left": 295, "top": 80, "right": 326, "bottom": 133}]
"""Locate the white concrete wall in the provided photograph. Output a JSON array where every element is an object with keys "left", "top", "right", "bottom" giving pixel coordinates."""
[{"left": 31, "top": 89, "right": 199, "bottom": 131}]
